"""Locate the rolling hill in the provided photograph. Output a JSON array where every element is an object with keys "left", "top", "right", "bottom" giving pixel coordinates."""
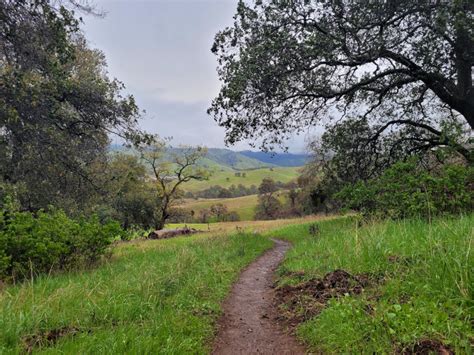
[
  {"left": 109, "top": 145, "right": 308, "bottom": 170},
  {"left": 239, "top": 150, "right": 309, "bottom": 167}
]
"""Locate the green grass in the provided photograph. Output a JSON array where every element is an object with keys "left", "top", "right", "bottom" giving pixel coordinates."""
[
  {"left": 0, "top": 233, "right": 273, "bottom": 353},
  {"left": 2, "top": 214, "right": 470, "bottom": 353},
  {"left": 180, "top": 195, "right": 259, "bottom": 221},
  {"left": 183, "top": 166, "right": 300, "bottom": 192},
  {"left": 268, "top": 215, "right": 473, "bottom": 353}
]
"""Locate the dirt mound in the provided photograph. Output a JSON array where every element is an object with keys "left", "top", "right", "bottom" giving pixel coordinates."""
[
  {"left": 147, "top": 227, "right": 199, "bottom": 240},
  {"left": 401, "top": 339, "right": 453, "bottom": 354},
  {"left": 23, "top": 326, "right": 81, "bottom": 352},
  {"left": 275, "top": 269, "right": 371, "bottom": 326}
]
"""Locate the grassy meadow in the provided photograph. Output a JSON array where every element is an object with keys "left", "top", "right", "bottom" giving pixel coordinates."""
[
  {"left": 0, "top": 214, "right": 471, "bottom": 353},
  {"left": 182, "top": 166, "right": 300, "bottom": 192},
  {"left": 0, "top": 216, "right": 327, "bottom": 354},
  {"left": 0, "top": 233, "right": 272, "bottom": 353},
  {"left": 268, "top": 214, "right": 473, "bottom": 353},
  {"left": 167, "top": 214, "right": 336, "bottom": 234}
]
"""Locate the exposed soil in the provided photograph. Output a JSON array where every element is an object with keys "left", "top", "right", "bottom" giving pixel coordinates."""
[
  {"left": 275, "top": 269, "right": 373, "bottom": 326},
  {"left": 212, "top": 239, "right": 306, "bottom": 355},
  {"left": 23, "top": 326, "right": 81, "bottom": 353},
  {"left": 401, "top": 339, "right": 454, "bottom": 354}
]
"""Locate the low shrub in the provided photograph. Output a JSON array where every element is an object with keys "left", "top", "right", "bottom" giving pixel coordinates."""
[
  {"left": 336, "top": 161, "right": 473, "bottom": 218},
  {"left": 0, "top": 208, "right": 123, "bottom": 281}
]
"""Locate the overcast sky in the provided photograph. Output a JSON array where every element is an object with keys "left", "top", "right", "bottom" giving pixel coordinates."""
[{"left": 82, "top": 0, "right": 316, "bottom": 152}]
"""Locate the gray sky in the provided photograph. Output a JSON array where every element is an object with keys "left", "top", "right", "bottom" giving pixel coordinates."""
[{"left": 82, "top": 0, "right": 314, "bottom": 152}]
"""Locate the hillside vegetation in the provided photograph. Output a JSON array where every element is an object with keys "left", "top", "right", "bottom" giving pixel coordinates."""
[
  {"left": 179, "top": 195, "right": 259, "bottom": 221},
  {"left": 1, "top": 214, "right": 470, "bottom": 353},
  {"left": 2, "top": 2, "right": 472, "bottom": 354},
  {"left": 179, "top": 191, "right": 289, "bottom": 221},
  {"left": 182, "top": 166, "right": 300, "bottom": 192},
  {"left": 109, "top": 145, "right": 307, "bottom": 172},
  {"left": 268, "top": 215, "right": 473, "bottom": 353},
  {"left": 0, "top": 216, "right": 325, "bottom": 353}
]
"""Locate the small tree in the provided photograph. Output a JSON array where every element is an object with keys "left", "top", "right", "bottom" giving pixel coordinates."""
[
  {"left": 198, "top": 208, "right": 212, "bottom": 223},
  {"left": 106, "top": 153, "right": 161, "bottom": 229},
  {"left": 210, "top": 203, "right": 229, "bottom": 222},
  {"left": 255, "top": 178, "right": 281, "bottom": 220},
  {"left": 288, "top": 189, "right": 298, "bottom": 209},
  {"left": 139, "top": 139, "right": 208, "bottom": 229}
]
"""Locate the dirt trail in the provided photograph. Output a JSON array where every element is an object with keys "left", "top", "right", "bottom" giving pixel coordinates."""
[{"left": 212, "top": 239, "right": 305, "bottom": 355}]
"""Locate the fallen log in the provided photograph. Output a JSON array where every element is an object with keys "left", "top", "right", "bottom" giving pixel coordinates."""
[{"left": 147, "top": 227, "right": 199, "bottom": 240}]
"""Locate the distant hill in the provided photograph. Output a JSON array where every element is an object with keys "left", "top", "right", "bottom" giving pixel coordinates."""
[
  {"left": 239, "top": 151, "right": 308, "bottom": 167},
  {"left": 109, "top": 145, "right": 307, "bottom": 169},
  {"left": 204, "top": 148, "right": 270, "bottom": 170}
]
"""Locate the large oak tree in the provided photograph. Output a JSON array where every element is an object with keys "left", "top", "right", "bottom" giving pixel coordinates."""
[{"left": 209, "top": 0, "right": 473, "bottom": 154}]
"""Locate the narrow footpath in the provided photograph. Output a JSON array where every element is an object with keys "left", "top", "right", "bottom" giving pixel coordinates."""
[{"left": 212, "top": 239, "right": 306, "bottom": 355}]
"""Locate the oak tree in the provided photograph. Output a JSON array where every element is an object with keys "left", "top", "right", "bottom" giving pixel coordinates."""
[
  {"left": 209, "top": 0, "right": 473, "bottom": 153},
  {"left": 139, "top": 140, "right": 208, "bottom": 229}
]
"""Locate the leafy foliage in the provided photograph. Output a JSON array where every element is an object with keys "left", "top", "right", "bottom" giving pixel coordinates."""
[
  {"left": 255, "top": 178, "right": 282, "bottom": 220},
  {"left": 209, "top": 0, "right": 473, "bottom": 150},
  {"left": 102, "top": 153, "right": 162, "bottom": 230},
  {"left": 0, "top": 205, "right": 122, "bottom": 281},
  {"left": 0, "top": 1, "right": 150, "bottom": 213},
  {"left": 336, "top": 161, "right": 473, "bottom": 218}
]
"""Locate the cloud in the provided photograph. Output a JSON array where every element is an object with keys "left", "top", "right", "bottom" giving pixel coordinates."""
[{"left": 83, "top": 0, "right": 312, "bottom": 152}]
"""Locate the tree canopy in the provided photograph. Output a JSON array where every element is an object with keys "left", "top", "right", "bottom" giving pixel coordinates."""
[
  {"left": 209, "top": 0, "right": 473, "bottom": 150},
  {"left": 0, "top": 0, "right": 149, "bottom": 211}
]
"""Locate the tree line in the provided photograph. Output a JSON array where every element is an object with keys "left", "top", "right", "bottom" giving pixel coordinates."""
[{"left": 0, "top": 0, "right": 207, "bottom": 281}]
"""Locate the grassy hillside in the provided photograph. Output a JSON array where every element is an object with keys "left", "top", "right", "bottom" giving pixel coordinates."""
[
  {"left": 0, "top": 216, "right": 326, "bottom": 353},
  {"left": 179, "top": 191, "right": 288, "bottom": 221},
  {"left": 180, "top": 195, "right": 258, "bottom": 221},
  {"left": 268, "top": 215, "right": 473, "bottom": 353},
  {"left": 0, "top": 215, "right": 470, "bottom": 353},
  {"left": 239, "top": 150, "right": 308, "bottom": 167},
  {"left": 109, "top": 145, "right": 273, "bottom": 171},
  {"left": 204, "top": 148, "right": 271, "bottom": 170},
  {"left": 183, "top": 166, "right": 300, "bottom": 192}
]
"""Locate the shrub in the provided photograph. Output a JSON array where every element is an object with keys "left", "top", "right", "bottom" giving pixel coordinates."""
[
  {"left": 226, "top": 211, "right": 240, "bottom": 222},
  {"left": 255, "top": 195, "right": 282, "bottom": 220},
  {"left": 0, "top": 208, "right": 123, "bottom": 281},
  {"left": 336, "top": 161, "right": 473, "bottom": 218},
  {"left": 167, "top": 208, "right": 194, "bottom": 224}
]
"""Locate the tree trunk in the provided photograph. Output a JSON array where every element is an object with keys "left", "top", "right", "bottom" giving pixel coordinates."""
[
  {"left": 156, "top": 195, "right": 170, "bottom": 230},
  {"left": 454, "top": 15, "right": 474, "bottom": 129}
]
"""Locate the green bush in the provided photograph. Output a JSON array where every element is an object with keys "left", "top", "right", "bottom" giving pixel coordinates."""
[
  {"left": 336, "top": 161, "right": 473, "bottom": 218},
  {"left": 0, "top": 208, "right": 123, "bottom": 281}
]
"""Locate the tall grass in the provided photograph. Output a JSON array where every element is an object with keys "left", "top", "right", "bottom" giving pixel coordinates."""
[
  {"left": 0, "top": 233, "right": 272, "bottom": 353},
  {"left": 268, "top": 215, "right": 473, "bottom": 353}
]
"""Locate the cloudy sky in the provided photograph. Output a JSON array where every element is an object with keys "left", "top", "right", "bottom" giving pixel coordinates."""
[{"left": 82, "top": 0, "right": 316, "bottom": 152}]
